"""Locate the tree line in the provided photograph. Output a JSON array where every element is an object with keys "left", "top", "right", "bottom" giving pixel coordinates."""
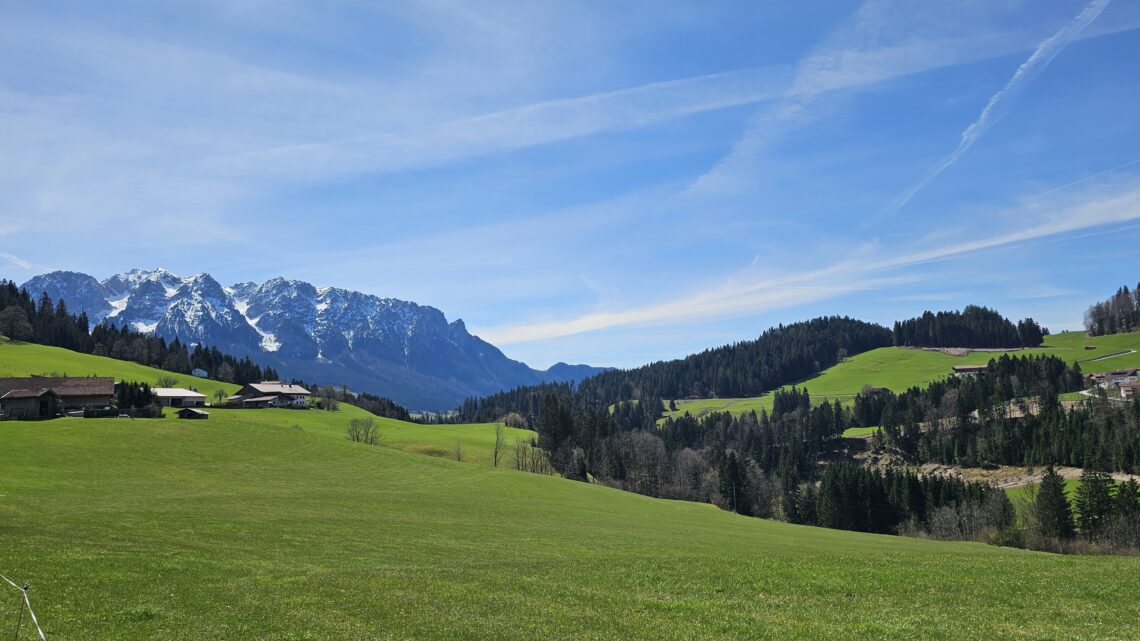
[
  {"left": 892, "top": 306, "right": 1045, "bottom": 348},
  {"left": 457, "top": 316, "right": 893, "bottom": 422},
  {"left": 308, "top": 383, "right": 412, "bottom": 421},
  {"left": 1023, "top": 466, "right": 1140, "bottom": 553},
  {"left": 519, "top": 386, "right": 1019, "bottom": 542},
  {"left": 861, "top": 354, "right": 1139, "bottom": 473},
  {"left": 1084, "top": 282, "right": 1140, "bottom": 336},
  {"left": 0, "top": 280, "right": 278, "bottom": 384}
]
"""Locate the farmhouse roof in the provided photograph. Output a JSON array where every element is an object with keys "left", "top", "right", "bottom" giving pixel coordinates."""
[
  {"left": 246, "top": 382, "right": 311, "bottom": 395},
  {"left": 177, "top": 408, "right": 210, "bottom": 416},
  {"left": 952, "top": 365, "right": 987, "bottom": 372},
  {"left": 0, "top": 377, "right": 114, "bottom": 398},
  {"left": 0, "top": 388, "right": 60, "bottom": 400},
  {"left": 242, "top": 395, "right": 278, "bottom": 403},
  {"left": 152, "top": 388, "right": 207, "bottom": 399}
]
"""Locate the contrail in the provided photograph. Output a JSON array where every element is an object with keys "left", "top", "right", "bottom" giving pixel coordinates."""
[{"left": 871, "top": 0, "right": 1112, "bottom": 224}]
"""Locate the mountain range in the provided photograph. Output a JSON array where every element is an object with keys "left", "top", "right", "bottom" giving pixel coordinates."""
[{"left": 19, "top": 269, "right": 605, "bottom": 410}]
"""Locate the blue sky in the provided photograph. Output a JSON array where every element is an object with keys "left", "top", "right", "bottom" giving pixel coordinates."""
[{"left": 1, "top": 0, "right": 1139, "bottom": 369}]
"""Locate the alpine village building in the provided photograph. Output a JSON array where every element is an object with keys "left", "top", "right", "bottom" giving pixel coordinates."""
[{"left": 0, "top": 377, "right": 115, "bottom": 420}]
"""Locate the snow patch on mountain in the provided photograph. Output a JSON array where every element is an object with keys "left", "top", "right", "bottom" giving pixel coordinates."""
[{"left": 19, "top": 268, "right": 608, "bottom": 410}]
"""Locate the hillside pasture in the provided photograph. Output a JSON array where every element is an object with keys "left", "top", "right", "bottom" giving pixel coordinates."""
[
  {"left": 663, "top": 331, "right": 1140, "bottom": 420},
  {"left": 2, "top": 415, "right": 1139, "bottom": 640},
  {"left": 0, "top": 339, "right": 240, "bottom": 401}
]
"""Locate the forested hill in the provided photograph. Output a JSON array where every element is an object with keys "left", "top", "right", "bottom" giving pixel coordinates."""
[
  {"left": 458, "top": 316, "right": 891, "bottom": 421},
  {"left": 892, "top": 305, "right": 1045, "bottom": 348},
  {"left": 1084, "top": 282, "right": 1140, "bottom": 336}
]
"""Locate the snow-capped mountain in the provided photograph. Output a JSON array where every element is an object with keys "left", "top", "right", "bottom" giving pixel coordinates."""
[{"left": 20, "top": 269, "right": 606, "bottom": 410}]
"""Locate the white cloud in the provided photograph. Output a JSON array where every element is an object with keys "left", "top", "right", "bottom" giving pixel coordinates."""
[
  {"left": 477, "top": 181, "right": 1140, "bottom": 344},
  {"left": 686, "top": 0, "right": 1137, "bottom": 198},
  {"left": 873, "top": 0, "right": 1113, "bottom": 222}
]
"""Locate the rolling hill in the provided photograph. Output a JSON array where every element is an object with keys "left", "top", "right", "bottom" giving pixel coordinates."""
[
  {"left": 3, "top": 404, "right": 1139, "bottom": 639},
  {"left": 1, "top": 341, "right": 1139, "bottom": 639},
  {"left": 665, "top": 330, "right": 1140, "bottom": 420}
]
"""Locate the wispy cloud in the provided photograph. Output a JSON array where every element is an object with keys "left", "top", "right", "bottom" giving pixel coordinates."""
[
  {"left": 201, "top": 66, "right": 795, "bottom": 180},
  {"left": 0, "top": 250, "right": 40, "bottom": 272},
  {"left": 871, "top": 0, "right": 1112, "bottom": 223},
  {"left": 686, "top": 0, "right": 1135, "bottom": 198},
  {"left": 478, "top": 180, "right": 1140, "bottom": 344}
]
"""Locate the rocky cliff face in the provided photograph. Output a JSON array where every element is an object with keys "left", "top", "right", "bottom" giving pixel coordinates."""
[{"left": 21, "top": 269, "right": 606, "bottom": 410}]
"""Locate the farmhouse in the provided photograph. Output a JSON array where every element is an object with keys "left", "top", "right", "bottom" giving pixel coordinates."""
[
  {"left": 1090, "top": 368, "right": 1140, "bottom": 389},
  {"left": 152, "top": 388, "right": 207, "bottom": 407},
  {"left": 0, "top": 388, "right": 62, "bottom": 420},
  {"left": 229, "top": 381, "right": 312, "bottom": 408},
  {"left": 0, "top": 376, "right": 115, "bottom": 411},
  {"left": 191, "top": 368, "right": 209, "bottom": 378},
  {"left": 951, "top": 364, "right": 987, "bottom": 377},
  {"left": 1122, "top": 384, "right": 1138, "bottom": 400}
]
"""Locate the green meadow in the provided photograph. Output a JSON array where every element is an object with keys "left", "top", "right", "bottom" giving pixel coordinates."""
[
  {"left": 0, "top": 339, "right": 239, "bottom": 402},
  {"left": 2, "top": 340, "right": 1140, "bottom": 639},
  {"left": 665, "top": 330, "right": 1140, "bottom": 420},
  {"left": 3, "top": 414, "right": 1140, "bottom": 640}
]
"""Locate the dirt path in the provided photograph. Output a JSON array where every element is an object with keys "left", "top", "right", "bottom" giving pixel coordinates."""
[
  {"left": 919, "top": 463, "right": 1139, "bottom": 489},
  {"left": 1080, "top": 348, "right": 1137, "bottom": 363}
]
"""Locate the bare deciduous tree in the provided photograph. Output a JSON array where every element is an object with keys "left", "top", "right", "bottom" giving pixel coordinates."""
[
  {"left": 156, "top": 375, "right": 179, "bottom": 388},
  {"left": 346, "top": 417, "right": 379, "bottom": 444},
  {"left": 492, "top": 425, "right": 506, "bottom": 467}
]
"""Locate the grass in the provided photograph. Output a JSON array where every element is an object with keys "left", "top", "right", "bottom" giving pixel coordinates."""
[
  {"left": 1006, "top": 478, "right": 1082, "bottom": 505},
  {"left": 0, "top": 339, "right": 240, "bottom": 402},
  {"left": 3, "top": 416, "right": 1140, "bottom": 640},
  {"left": 2, "top": 343, "right": 1139, "bottom": 639},
  {"left": 0, "top": 340, "right": 533, "bottom": 465},
  {"left": 841, "top": 426, "right": 880, "bottom": 438},
  {"left": 664, "top": 330, "right": 1140, "bottom": 420}
]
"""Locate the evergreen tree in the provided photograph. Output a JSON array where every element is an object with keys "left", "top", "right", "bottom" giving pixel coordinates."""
[
  {"left": 1075, "top": 464, "right": 1115, "bottom": 542},
  {"left": 1036, "top": 467, "right": 1074, "bottom": 540}
]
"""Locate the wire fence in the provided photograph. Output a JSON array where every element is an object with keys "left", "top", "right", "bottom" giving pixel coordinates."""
[{"left": 1, "top": 574, "right": 47, "bottom": 641}]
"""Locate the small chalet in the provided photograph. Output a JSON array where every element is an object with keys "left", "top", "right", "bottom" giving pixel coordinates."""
[
  {"left": 229, "top": 381, "right": 312, "bottom": 408},
  {"left": 0, "top": 377, "right": 114, "bottom": 413},
  {"left": 191, "top": 368, "right": 209, "bottom": 379},
  {"left": 951, "top": 364, "right": 987, "bottom": 377},
  {"left": 152, "top": 388, "right": 207, "bottom": 407},
  {"left": 176, "top": 408, "right": 210, "bottom": 420},
  {"left": 0, "top": 388, "right": 62, "bottom": 420},
  {"left": 1122, "top": 384, "right": 1138, "bottom": 401}
]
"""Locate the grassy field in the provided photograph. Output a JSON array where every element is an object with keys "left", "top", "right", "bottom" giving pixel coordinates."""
[
  {"left": 0, "top": 340, "right": 532, "bottom": 465},
  {"left": 665, "top": 330, "right": 1140, "bottom": 420},
  {"left": 2, "top": 341, "right": 1139, "bottom": 639},
  {"left": 0, "top": 339, "right": 239, "bottom": 402},
  {"left": 1006, "top": 479, "right": 1082, "bottom": 505},
  {"left": 841, "top": 426, "right": 880, "bottom": 438},
  {"left": 3, "top": 415, "right": 1140, "bottom": 640}
]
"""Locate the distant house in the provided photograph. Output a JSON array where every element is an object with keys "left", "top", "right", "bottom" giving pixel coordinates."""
[
  {"left": 1090, "top": 369, "right": 1140, "bottom": 389},
  {"left": 191, "top": 368, "right": 209, "bottom": 379},
  {"left": 176, "top": 407, "right": 210, "bottom": 420},
  {"left": 0, "top": 377, "right": 114, "bottom": 411},
  {"left": 1122, "top": 384, "right": 1138, "bottom": 400},
  {"left": 152, "top": 388, "right": 207, "bottom": 407},
  {"left": 229, "top": 381, "right": 312, "bottom": 408},
  {"left": 0, "top": 388, "right": 62, "bottom": 420},
  {"left": 951, "top": 365, "right": 987, "bottom": 377}
]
